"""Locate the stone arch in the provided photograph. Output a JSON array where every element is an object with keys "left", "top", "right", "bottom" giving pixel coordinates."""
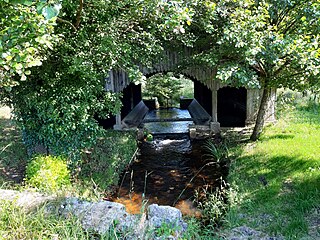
[
  {"left": 143, "top": 71, "right": 212, "bottom": 114},
  {"left": 103, "top": 48, "right": 276, "bottom": 131}
]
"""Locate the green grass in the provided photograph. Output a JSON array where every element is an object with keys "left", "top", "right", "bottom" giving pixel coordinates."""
[
  {"left": 0, "top": 199, "right": 129, "bottom": 240},
  {"left": 0, "top": 200, "right": 89, "bottom": 240},
  {"left": 224, "top": 102, "right": 320, "bottom": 239}
]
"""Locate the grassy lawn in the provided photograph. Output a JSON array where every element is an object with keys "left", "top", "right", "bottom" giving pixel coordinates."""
[{"left": 225, "top": 102, "right": 320, "bottom": 239}]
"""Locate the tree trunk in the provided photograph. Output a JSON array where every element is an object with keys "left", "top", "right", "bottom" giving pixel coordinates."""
[{"left": 250, "top": 86, "right": 272, "bottom": 141}]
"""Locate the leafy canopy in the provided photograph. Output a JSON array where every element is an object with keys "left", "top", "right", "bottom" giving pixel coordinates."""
[
  {"left": 0, "top": 0, "right": 61, "bottom": 88},
  {"left": 196, "top": 0, "right": 320, "bottom": 89},
  {"left": 1, "top": 0, "right": 196, "bottom": 161}
]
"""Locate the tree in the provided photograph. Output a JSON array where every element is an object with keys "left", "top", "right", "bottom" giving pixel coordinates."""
[
  {"left": 194, "top": 0, "right": 320, "bottom": 140},
  {"left": 143, "top": 72, "right": 183, "bottom": 107},
  {"left": 1, "top": 0, "right": 195, "bottom": 161}
]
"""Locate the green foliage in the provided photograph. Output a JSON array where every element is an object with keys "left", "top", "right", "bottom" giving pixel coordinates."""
[
  {"left": 9, "top": 73, "right": 122, "bottom": 161},
  {"left": 143, "top": 72, "right": 185, "bottom": 107},
  {"left": 79, "top": 130, "right": 137, "bottom": 193},
  {"left": 25, "top": 155, "right": 71, "bottom": 193},
  {"left": 0, "top": 0, "right": 60, "bottom": 87},
  {"left": 1, "top": 0, "right": 197, "bottom": 162},
  {"left": 179, "top": 77, "right": 194, "bottom": 99},
  {"left": 197, "top": 0, "right": 320, "bottom": 89}
]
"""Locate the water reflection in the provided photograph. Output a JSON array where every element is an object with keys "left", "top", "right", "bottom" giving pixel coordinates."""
[{"left": 143, "top": 108, "right": 193, "bottom": 134}]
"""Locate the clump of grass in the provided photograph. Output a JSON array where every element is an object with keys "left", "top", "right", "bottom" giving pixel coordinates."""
[
  {"left": 204, "top": 139, "right": 229, "bottom": 165},
  {"left": 0, "top": 200, "right": 89, "bottom": 240},
  {"left": 224, "top": 95, "right": 320, "bottom": 239},
  {"left": 195, "top": 181, "right": 229, "bottom": 227},
  {"left": 25, "top": 155, "right": 71, "bottom": 193}
]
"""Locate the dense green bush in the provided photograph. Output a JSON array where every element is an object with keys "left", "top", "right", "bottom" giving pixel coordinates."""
[{"left": 25, "top": 155, "right": 71, "bottom": 193}]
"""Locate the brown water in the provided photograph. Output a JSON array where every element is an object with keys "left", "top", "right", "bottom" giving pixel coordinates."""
[{"left": 112, "top": 135, "right": 226, "bottom": 216}]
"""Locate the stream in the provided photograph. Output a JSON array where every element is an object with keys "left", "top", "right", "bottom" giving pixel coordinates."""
[{"left": 112, "top": 109, "right": 227, "bottom": 216}]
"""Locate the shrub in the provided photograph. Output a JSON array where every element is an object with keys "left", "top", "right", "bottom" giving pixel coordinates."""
[{"left": 25, "top": 155, "right": 71, "bottom": 193}]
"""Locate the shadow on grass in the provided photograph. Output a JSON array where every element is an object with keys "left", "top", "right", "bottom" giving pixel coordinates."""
[
  {"left": 262, "top": 134, "right": 295, "bottom": 140},
  {"left": 0, "top": 118, "right": 27, "bottom": 185},
  {"left": 234, "top": 153, "right": 320, "bottom": 204}
]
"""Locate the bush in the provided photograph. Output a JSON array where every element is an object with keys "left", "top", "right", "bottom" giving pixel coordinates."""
[{"left": 25, "top": 155, "right": 71, "bottom": 193}]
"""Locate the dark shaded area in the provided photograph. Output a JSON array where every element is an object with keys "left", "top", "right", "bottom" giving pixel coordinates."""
[
  {"left": 194, "top": 81, "right": 212, "bottom": 115},
  {"left": 0, "top": 119, "right": 27, "bottom": 184},
  {"left": 180, "top": 98, "right": 193, "bottom": 109},
  {"left": 262, "top": 134, "right": 295, "bottom": 140},
  {"left": 217, "top": 87, "right": 247, "bottom": 127},
  {"left": 97, "top": 83, "right": 142, "bottom": 129},
  {"left": 121, "top": 83, "right": 142, "bottom": 118}
]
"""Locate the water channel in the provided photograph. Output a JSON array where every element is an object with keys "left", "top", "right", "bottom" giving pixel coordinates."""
[{"left": 112, "top": 108, "right": 226, "bottom": 216}]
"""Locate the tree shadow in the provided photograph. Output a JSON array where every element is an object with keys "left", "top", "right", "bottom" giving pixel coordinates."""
[
  {"left": 0, "top": 118, "right": 27, "bottom": 185},
  {"left": 235, "top": 153, "right": 320, "bottom": 205},
  {"left": 262, "top": 134, "right": 295, "bottom": 140}
]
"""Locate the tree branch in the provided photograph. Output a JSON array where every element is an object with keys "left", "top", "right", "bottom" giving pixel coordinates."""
[
  {"left": 276, "top": 1, "right": 301, "bottom": 29},
  {"left": 75, "top": 0, "right": 84, "bottom": 29},
  {"left": 57, "top": 17, "right": 77, "bottom": 32},
  {"left": 282, "top": 19, "right": 298, "bottom": 35},
  {"left": 257, "top": 60, "right": 267, "bottom": 76},
  {"left": 273, "top": 59, "right": 290, "bottom": 76}
]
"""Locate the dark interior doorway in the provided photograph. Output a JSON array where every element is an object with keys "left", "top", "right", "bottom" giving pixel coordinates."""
[{"left": 217, "top": 87, "right": 247, "bottom": 127}]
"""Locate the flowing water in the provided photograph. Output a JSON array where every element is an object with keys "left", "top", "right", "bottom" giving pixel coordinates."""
[
  {"left": 143, "top": 108, "right": 193, "bottom": 134},
  {"left": 112, "top": 109, "right": 226, "bottom": 216}
]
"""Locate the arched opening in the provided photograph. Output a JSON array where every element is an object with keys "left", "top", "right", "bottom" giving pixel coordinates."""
[
  {"left": 142, "top": 72, "right": 194, "bottom": 109},
  {"left": 217, "top": 87, "right": 247, "bottom": 127}
]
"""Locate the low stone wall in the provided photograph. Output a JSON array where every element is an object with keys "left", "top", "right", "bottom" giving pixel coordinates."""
[{"left": 0, "top": 189, "right": 187, "bottom": 239}]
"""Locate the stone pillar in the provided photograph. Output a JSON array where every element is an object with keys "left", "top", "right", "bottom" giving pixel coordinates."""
[
  {"left": 210, "top": 86, "right": 220, "bottom": 133},
  {"left": 113, "top": 113, "right": 122, "bottom": 130}
]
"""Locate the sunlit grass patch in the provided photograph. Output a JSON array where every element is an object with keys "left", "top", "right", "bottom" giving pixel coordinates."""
[
  {"left": 226, "top": 104, "right": 320, "bottom": 239},
  {"left": 0, "top": 200, "right": 90, "bottom": 240}
]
